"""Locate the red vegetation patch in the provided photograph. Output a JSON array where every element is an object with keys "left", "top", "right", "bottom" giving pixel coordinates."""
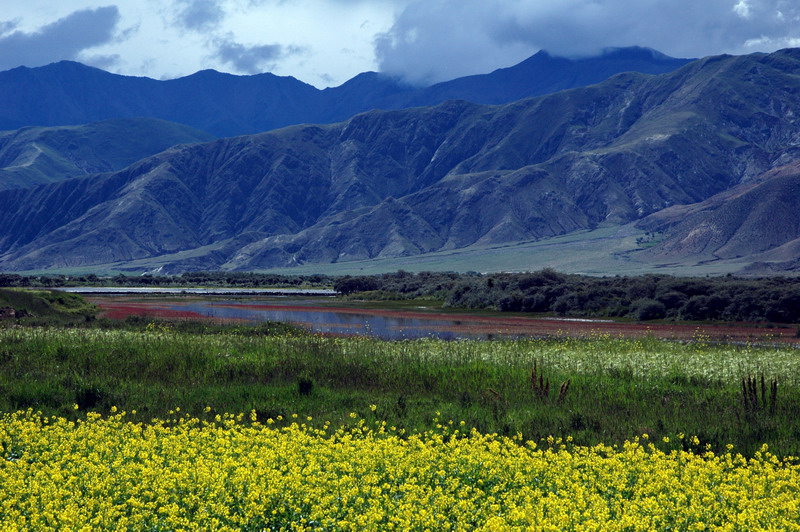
[
  {"left": 216, "top": 302, "right": 800, "bottom": 342},
  {"left": 95, "top": 301, "right": 208, "bottom": 321},
  {"left": 90, "top": 297, "right": 799, "bottom": 343}
]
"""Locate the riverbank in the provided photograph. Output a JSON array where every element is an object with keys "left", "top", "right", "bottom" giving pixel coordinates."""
[
  {"left": 60, "top": 286, "right": 336, "bottom": 296},
  {"left": 87, "top": 294, "right": 800, "bottom": 343}
]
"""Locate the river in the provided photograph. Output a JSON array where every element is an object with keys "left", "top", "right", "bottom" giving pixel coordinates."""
[{"left": 86, "top": 294, "right": 800, "bottom": 343}]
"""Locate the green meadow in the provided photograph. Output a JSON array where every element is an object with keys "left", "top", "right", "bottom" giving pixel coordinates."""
[{"left": 1, "top": 320, "right": 799, "bottom": 458}]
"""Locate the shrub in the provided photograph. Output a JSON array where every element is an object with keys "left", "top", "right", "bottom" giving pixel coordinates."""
[{"left": 631, "top": 298, "right": 666, "bottom": 321}]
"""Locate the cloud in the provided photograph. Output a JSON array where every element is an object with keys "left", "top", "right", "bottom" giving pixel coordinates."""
[
  {"left": 0, "top": 19, "right": 19, "bottom": 36},
  {"left": 174, "top": 0, "right": 226, "bottom": 31},
  {"left": 376, "top": 0, "right": 800, "bottom": 85},
  {"left": 733, "top": 0, "right": 753, "bottom": 19},
  {"left": 82, "top": 54, "right": 122, "bottom": 70},
  {"left": 0, "top": 7, "right": 121, "bottom": 71},
  {"left": 212, "top": 38, "right": 306, "bottom": 74}
]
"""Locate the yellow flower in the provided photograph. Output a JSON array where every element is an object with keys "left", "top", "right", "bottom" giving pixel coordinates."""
[{"left": 1, "top": 407, "right": 798, "bottom": 530}]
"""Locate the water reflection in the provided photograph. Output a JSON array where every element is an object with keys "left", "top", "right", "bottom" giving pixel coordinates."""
[{"left": 177, "top": 300, "right": 478, "bottom": 340}]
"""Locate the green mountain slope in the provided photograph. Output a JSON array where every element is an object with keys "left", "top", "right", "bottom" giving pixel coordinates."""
[{"left": 0, "top": 118, "right": 214, "bottom": 191}]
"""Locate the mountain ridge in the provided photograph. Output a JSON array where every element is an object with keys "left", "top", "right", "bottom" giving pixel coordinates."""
[
  {"left": 0, "top": 47, "right": 692, "bottom": 137},
  {"left": 0, "top": 117, "right": 215, "bottom": 191}
]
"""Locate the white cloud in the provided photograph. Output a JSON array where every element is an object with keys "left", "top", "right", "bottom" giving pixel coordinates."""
[
  {"left": 376, "top": 0, "right": 800, "bottom": 85},
  {"left": 743, "top": 34, "right": 800, "bottom": 50},
  {"left": 734, "top": 0, "right": 752, "bottom": 19}
]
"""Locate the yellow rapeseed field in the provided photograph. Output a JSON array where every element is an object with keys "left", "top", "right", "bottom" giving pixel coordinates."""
[{"left": 1, "top": 409, "right": 798, "bottom": 531}]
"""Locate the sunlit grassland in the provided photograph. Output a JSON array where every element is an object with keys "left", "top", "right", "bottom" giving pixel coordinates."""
[{"left": 1, "top": 325, "right": 799, "bottom": 456}]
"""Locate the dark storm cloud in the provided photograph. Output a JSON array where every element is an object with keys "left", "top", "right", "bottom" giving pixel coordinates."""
[
  {"left": 376, "top": 0, "right": 800, "bottom": 85},
  {"left": 0, "top": 6, "right": 121, "bottom": 70},
  {"left": 175, "top": 0, "right": 226, "bottom": 31},
  {"left": 212, "top": 39, "right": 306, "bottom": 74}
]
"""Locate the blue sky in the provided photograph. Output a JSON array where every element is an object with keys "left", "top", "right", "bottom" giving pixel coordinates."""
[{"left": 1, "top": 0, "right": 798, "bottom": 87}]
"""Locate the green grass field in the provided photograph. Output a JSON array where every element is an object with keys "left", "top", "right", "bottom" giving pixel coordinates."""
[
  {"left": 2, "top": 321, "right": 799, "bottom": 457},
  {"left": 0, "top": 287, "right": 97, "bottom": 323}
]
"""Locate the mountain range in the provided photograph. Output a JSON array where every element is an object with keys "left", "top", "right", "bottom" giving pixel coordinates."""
[
  {"left": 0, "top": 47, "right": 799, "bottom": 274},
  {"left": 0, "top": 47, "right": 690, "bottom": 138}
]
